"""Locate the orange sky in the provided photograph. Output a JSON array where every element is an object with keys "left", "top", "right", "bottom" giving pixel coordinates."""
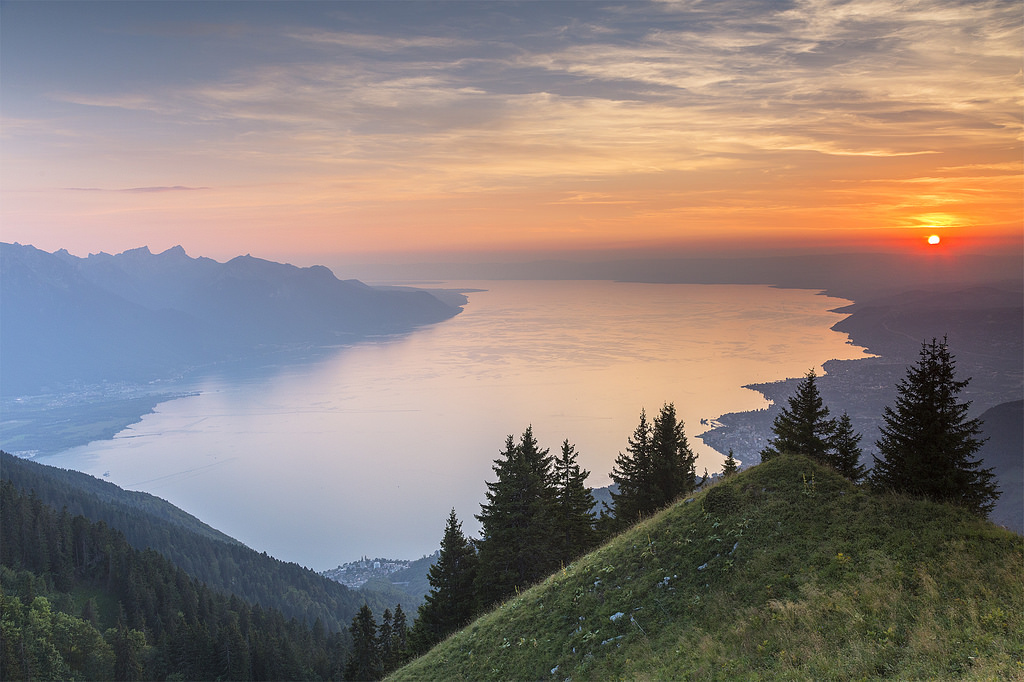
[{"left": 1, "top": 1, "right": 1020, "bottom": 266}]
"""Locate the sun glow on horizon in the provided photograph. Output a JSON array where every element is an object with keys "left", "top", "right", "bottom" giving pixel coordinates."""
[{"left": 928, "top": 234, "right": 941, "bottom": 245}]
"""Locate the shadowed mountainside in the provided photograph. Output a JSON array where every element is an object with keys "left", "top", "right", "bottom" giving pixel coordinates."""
[{"left": 978, "top": 400, "right": 1024, "bottom": 534}]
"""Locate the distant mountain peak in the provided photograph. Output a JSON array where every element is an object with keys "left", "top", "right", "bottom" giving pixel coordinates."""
[{"left": 158, "top": 245, "right": 189, "bottom": 258}]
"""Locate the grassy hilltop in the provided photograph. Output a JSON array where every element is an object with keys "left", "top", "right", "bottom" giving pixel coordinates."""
[{"left": 393, "top": 456, "right": 1023, "bottom": 681}]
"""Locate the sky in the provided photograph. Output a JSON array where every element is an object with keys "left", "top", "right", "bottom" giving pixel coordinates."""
[{"left": 2, "top": 0, "right": 1021, "bottom": 267}]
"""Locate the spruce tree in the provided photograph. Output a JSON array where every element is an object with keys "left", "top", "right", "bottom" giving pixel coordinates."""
[
  {"left": 609, "top": 408, "right": 653, "bottom": 524},
  {"left": 344, "top": 604, "right": 383, "bottom": 681},
  {"left": 389, "top": 604, "right": 408, "bottom": 670},
  {"left": 829, "top": 412, "right": 866, "bottom": 483},
  {"left": 378, "top": 608, "right": 393, "bottom": 672},
  {"left": 871, "top": 338, "right": 998, "bottom": 516},
  {"left": 552, "top": 440, "right": 597, "bottom": 563},
  {"left": 649, "top": 402, "right": 699, "bottom": 507},
  {"left": 475, "top": 427, "right": 558, "bottom": 608},
  {"left": 611, "top": 404, "right": 699, "bottom": 524},
  {"left": 722, "top": 450, "right": 739, "bottom": 477},
  {"left": 760, "top": 369, "right": 835, "bottom": 464},
  {"left": 410, "top": 509, "right": 478, "bottom": 654}
]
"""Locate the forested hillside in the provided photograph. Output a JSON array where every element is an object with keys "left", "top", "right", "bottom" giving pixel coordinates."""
[
  {"left": 0, "top": 452, "right": 397, "bottom": 633},
  {"left": 0, "top": 481, "right": 349, "bottom": 680}
]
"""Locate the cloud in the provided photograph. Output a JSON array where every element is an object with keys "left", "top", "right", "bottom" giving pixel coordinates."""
[
  {"left": 64, "top": 186, "right": 210, "bottom": 193},
  {"left": 286, "top": 29, "right": 473, "bottom": 52}
]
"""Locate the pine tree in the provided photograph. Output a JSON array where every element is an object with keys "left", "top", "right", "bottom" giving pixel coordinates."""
[
  {"left": 609, "top": 408, "right": 653, "bottom": 524},
  {"left": 388, "top": 604, "right": 408, "bottom": 671},
  {"left": 649, "top": 402, "right": 699, "bottom": 507},
  {"left": 475, "top": 427, "right": 558, "bottom": 608},
  {"left": 722, "top": 450, "right": 739, "bottom": 477},
  {"left": 760, "top": 370, "right": 835, "bottom": 464},
  {"left": 378, "top": 608, "right": 393, "bottom": 672},
  {"left": 410, "top": 509, "right": 478, "bottom": 654},
  {"left": 552, "top": 440, "right": 597, "bottom": 563},
  {"left": 871, "top": 338, "right": 999, "bottom": 516},
  {"left": 829, "top": 412, "right": 867, "bottom": 483},
  {"left": 344, "top": 604, "right": 382, "bottom": 681},
  {"left": 611, "top": 404, "right": 699, "bottom": 523}
]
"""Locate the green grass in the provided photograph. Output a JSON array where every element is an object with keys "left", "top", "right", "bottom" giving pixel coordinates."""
[{"left": 391, "top": 456, "right": 1024, "bottom": 681}]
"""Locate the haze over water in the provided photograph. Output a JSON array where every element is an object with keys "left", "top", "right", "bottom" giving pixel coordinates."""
[{"left": 45, "top": 281, "right": 872, "bottom": 570}]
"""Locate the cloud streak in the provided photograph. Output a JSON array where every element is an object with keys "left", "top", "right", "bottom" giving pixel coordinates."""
[{"left": 65, "top": 186, "right": 210, "bottom": 193}]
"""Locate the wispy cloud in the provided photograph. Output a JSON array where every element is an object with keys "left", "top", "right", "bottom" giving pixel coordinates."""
[{"left": 64, "top": 186, "right": 210, "bottom": 193}]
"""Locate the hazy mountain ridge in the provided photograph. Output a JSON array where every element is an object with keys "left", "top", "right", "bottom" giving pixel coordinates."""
[
  {"left": 393, "top": 455, "right": 1024, "bottom": 680},
  {"left": 342, "top": 251, "right": 1022, "bottom": 301},
  {"left": 0, "top": 242, "right": 201, "bottom": 396},
  {"left": 0, "top": 242, "right": 461, "bottom": 396}
]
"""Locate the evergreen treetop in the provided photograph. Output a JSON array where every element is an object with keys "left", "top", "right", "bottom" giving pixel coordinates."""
[
  {"left": 830, "top": 412, "right": 867, "bottom": 483},
  {"left": 610, "top": 403, "right": 700, "bottom": 524},
  {"left": 871, "top": 337, "right": 998, "bottom": 516},
  {"left": 345, "top": 604, "right": 383, "bottom": 681},
  {"left": 475, "top": 427, "right": 559, "bottom": 607},
  {"left": 760, "top": 369, "right": 835, "bottom": 464},
  {"left": 610, "top": 408, "right": 654, "bottom": 524},
  {"left": 411, "top": 508, "right": 478, "bottom": 654},
  {"left": 552, "top": 439, "right": 598, "bottom": 563},
  {"left": 722, "top": 450, "right": 739, "bottom": 477}
]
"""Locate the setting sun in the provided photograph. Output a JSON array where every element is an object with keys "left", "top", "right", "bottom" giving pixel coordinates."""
[{"left": 928, "top": 235, "right": 941, "bottom": 245}]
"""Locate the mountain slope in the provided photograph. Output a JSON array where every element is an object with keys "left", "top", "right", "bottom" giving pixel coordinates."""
[
  {"left": 0, "top": 451, "right": 395, "bottom": 633},
  {"left": 978, "top": 400, "right": 1024, "bottom": 534},
  {"left": 0, "top": 242, "right": 200, "bottom": 394},
  {"left": 393, "top": 456, "right": 1023, "bottom": 680},
  {"left": 0, "top": 481, "right": 349, "bottom": 680}
]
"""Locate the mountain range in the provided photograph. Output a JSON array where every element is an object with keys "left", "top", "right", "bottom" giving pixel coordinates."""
[{"left": 0, "top": 242, "right": 461, "bottom": 397}]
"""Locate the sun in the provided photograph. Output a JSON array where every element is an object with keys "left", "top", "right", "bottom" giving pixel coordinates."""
[{"left": 927, "top": 234, "right": 941, "bottom": 245}]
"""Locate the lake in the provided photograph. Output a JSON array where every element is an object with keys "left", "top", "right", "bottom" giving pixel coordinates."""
[{"left": 43, "top": 280, "right": 871, "bottom": 570}]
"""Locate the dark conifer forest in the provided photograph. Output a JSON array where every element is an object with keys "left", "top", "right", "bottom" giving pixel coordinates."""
[{"left": 0, "top": 480, "right": 351, "bottom": 680}]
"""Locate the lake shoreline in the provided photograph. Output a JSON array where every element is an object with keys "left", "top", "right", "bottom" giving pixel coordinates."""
[{"left": 699, "top": 280, "right": 1023, "bottom": 470}]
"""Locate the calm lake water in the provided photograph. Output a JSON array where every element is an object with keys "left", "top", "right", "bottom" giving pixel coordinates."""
[{"left": 45, "top": 281, "right": 871, "bottom": 570}]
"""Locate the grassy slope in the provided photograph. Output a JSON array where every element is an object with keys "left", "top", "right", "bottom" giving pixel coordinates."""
[{"left": 392, "top": 456, "right": 1023, "bottom": 681}]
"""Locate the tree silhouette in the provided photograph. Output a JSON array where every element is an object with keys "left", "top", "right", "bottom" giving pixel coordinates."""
[
  {"left": 344, "top": 604, "right": 382, "bottom": 681},
  {"left": 610, "top": 408, "right": 654, "bottom": 524},
  {"left": 475, "top": 427, "right": 558, "bottom": 607},
  {"left": 611, "top": 403, "right": 700, "bottom": 523},
  {"left": 761, "top": 370, "right": 835, "bottom": 464},
  {"left": 722, "top": 450, "right": 739, "bottom": 477},
  {"left": 411, "top": 509, "right": 478, "bottom": 653},
  {"left": 871, "top": 338, "right": 998, "bottom": 516},
  {"left": 829, "top": 412, "right": 866, "bottom": 483},
  {"left": 552, "top": 440, "right": 598, "bottom": 563}
]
